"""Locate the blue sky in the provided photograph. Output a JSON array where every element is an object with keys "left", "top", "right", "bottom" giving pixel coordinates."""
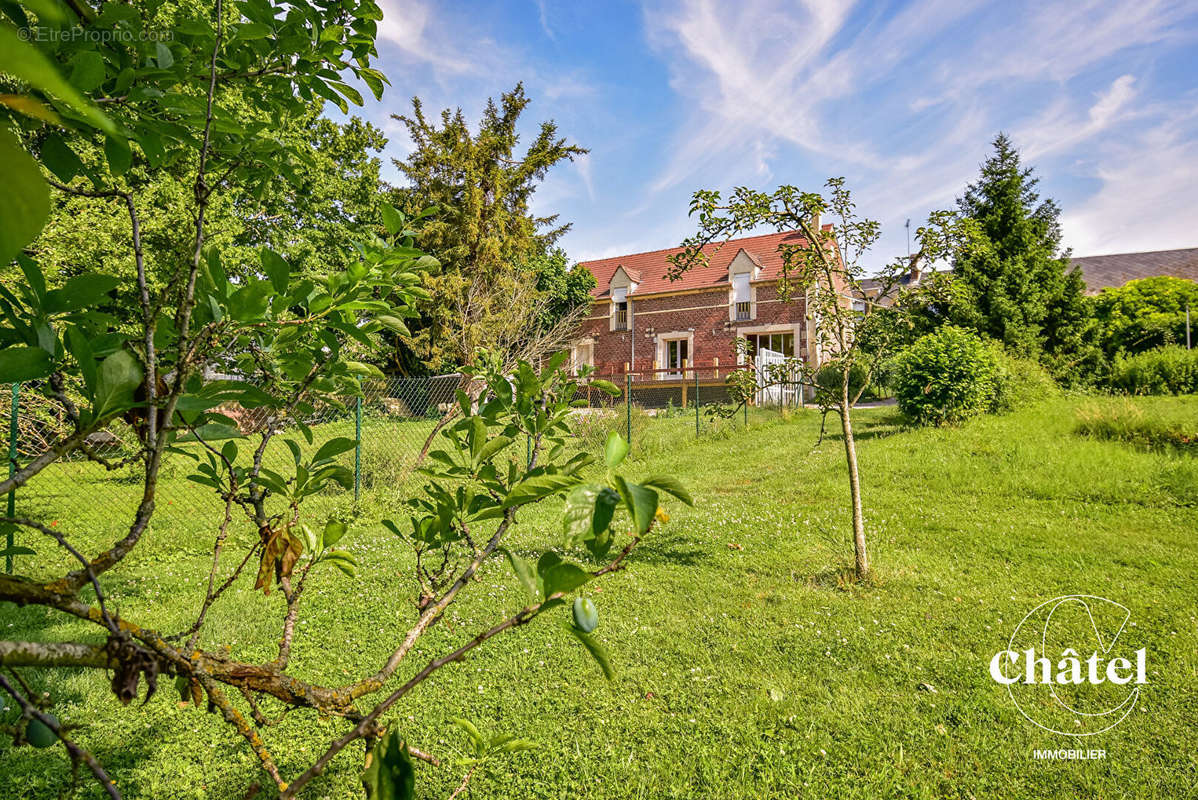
[{"left": 347, "top": 0, "right": 1198, "bottom": 272}]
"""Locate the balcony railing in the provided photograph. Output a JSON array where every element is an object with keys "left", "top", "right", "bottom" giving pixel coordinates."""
[
  {"left": 614, "top": 307, "right": 628, "bottom": 330},
  {"left": 734, "top": 301, "right": 751, "bottom": 321}
]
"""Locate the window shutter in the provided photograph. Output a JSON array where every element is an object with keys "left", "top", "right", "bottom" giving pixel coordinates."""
[{"left": 732, "top": 274, "right": 750, "bottom": 303}]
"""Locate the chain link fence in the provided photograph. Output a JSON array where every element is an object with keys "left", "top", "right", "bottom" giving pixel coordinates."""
[
  {"left": 2, "top": 376, "right": 463, "bottom": 565},
  {"left": 3, "top": 366, "right": 805, "bottom": 571}
]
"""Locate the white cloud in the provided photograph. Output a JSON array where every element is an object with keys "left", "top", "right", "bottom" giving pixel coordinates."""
[
  {"left": 1014, "top": 74, "right": 1139, "bottom": 160},
  {"left": 1062, "top": 113, "right": 1198, "bottom": 255},
  {"left": 376, "top": 0, "right": 477, "bottom": 75}
]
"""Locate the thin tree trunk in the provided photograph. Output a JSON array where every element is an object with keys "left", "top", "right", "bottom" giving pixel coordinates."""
[{"left": 840, "top": 371, "right": 868, "bottom": 579}]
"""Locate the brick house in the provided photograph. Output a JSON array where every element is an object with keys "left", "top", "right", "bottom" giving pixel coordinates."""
[{"left": 572, "top": 229, "right": 832, "bottom": 383}]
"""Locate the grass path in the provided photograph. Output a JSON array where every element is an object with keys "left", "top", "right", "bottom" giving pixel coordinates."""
[{"left": 2, "top": 399, "right": 1196, "bottom": 798}]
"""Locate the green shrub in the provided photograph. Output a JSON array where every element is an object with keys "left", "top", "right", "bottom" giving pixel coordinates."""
[
  {"left": 1109, "top": 346, "right": 1198, "bottom": 395},
  {"left": 814, "top": 361, "right": 870, "bottom": 404},
  {"left": 893, "top": 326, "right": 997, "bottom": 426},
  {"left": 988, "top": 344, "right": 1060, "bottom": 413}
]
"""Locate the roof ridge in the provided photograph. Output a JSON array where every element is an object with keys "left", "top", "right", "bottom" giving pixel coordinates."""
[
  {"left": 578, "top": 229, "right": 800, "bottom": 265},
  {"left": 1071, "top": 246, "right": 1198, "bottom": 260}
]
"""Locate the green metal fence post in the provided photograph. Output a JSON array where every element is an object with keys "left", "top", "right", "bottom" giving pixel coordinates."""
[
  {"left": 6, "top": 382, "right": 19, "bottom": 573},
  {"left": 625, "top": 372, "right": 632, "bottom": 446},
  {"left": 354, "top": 382, "right": 362, "bottom": 503},
  {"left": 694, "top": 369, "right": 700, "bottom": 438},
  {"left": 744, "top": 399, "right": 748, "bottom": 428}
]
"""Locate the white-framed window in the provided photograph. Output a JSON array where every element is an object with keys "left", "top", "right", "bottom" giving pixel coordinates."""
[
  {"left": 611, "top": 287, "right": 629, "bottom": 331},
  {"left": 571, "top": 340, "right": 594, "bottom": 373},
  {"left": 664, "top": 338, "right": 689, "bottom": 377},
  {"left": 732, "top": 273, "right": 752, "bottom": 321}
]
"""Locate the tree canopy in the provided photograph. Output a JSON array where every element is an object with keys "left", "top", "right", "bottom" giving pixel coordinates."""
[
  {"left": 388, "top": 83, "right": 587, "bottom": 372},
  {"left": 948, "top": 134, "right": 1098, "bottom": 375}
]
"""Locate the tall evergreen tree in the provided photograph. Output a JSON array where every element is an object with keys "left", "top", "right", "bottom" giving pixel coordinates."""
[
  {"left": 389, "top": 84, "right": 587, "bottom": 372},
  {"left": 950, "top": 134, "right": 1098, "bottom": 374}
]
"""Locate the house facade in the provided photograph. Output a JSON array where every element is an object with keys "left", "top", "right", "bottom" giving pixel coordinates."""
[{"left": 573, "top": 230, "right": 828, "bottom": 378}]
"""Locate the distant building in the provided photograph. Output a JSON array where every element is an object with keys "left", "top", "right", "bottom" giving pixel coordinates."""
[
  {"left": 1069, "top": 248, "right": 1198, "bottom": 294},
  {"left": 574, "top": 229, "right": 834, "bottom": 378}
]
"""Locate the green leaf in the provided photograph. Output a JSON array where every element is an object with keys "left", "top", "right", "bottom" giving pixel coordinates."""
[
  {"left": 93, "top": 350, "right": 143, "bottom": 418},
  {"left": 40, "top": 134, "right": 84, "bottom": 182},
  {"left": 502, "top": 473, "right": 580, "bottom": 509},
  {"left": 104, "top": 135, "right": 131, "bottom": 176},
  {"left": 296, "top": 524, "right": 318, "bottom": 555},
  {"left": 539, "top": 553, "right": 589, "bottom": 598},
  {"left": 0, "top": 27, "right": 115, "bottom": 133},
  {"left": 500, "top": 547, "right": 537, "bottom": 599},
  {"left": 65, "top": 326, "right": 97, "bottom": 398},
  {"left": 566, "top": 624, "right": 615, "bottom": 680},
  {"left": 0, "top": 128, "right": 50, "bottom": 265},
  {"left": 45, "top": 274, "right": 120, "bottom": 313},
  {"left": 604, "top": 431, "right": 629, "bottom": 469},
  {"left": 322, "top": 520, "right": 348, "bottom": 549},
  {"left": 451, "top": 717, "right": 485, "bottom": 754},
  {"left": 474, "top": 434, "right": 512, "bottom": 465},
  {"left": 259, "top": 249, "right": 291, "bottom": 294},
  {"left": 154, "top": 42, "right": 174, "bottom": 69},
  {"left": 380, "top": 203, "right": 403, "bottom": 235},
  {"left": 612, "top": 476, "right": 658, "bottom": 535},
  {"left": 494, "top": 738, "right": 537, "bottom": 754},
  {"left": 345, "top": 361, "right": 385, "bottom": 379},
  {"left": 641, "top": 475, "right": 693, "bottom": 506},
  {"left": 0, "top": 346, "right": 53, "bottom": 383},
  {"left": 361, "top": 729, "right": 415, "bottom": 800},
  {"left": 322, "top": 550, "right": 357, "bottom": 577},
  {"left": 589, "top": 379, "right": 621, "bottom": 396},
  {"left": 563, "top": 484, "right": 618, "bottom": 545},
  {"left": 313, "top": 437, "right": 357, "bottom": 462},
  {"left": 68, "top": 50, "right": 106, "bottom": 92}
]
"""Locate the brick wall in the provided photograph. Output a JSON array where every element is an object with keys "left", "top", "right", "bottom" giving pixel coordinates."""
[{"left": 576, "top": 282, "right": 808, "bottom": 375}]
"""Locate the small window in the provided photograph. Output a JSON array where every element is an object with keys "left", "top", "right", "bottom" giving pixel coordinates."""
[
  {"left": 732, "top": 273, "right": 752, "bottom": 320},
  {"left": 612, "top": 288, "right": 629, "bottom": 330}
]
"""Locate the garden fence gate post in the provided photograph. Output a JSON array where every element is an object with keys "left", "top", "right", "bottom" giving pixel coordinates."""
[
  {"left": 6, "top": 382, "right": 18, "bottom": 573},
  {"left": 694, "top": 369, "right": 699, "bottom": 437},
  {"left": 625, "top": 372, "right": 632, "bottom": 447},
  {"left": 354, "top": 381, "right": 362, "bottom": 503}
]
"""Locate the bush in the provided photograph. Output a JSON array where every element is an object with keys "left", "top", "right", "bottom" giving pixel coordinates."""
[
  {"left": 814, "top": 361, "right": 869, "bottom": 403},
  {"left": 1109, "top": 346, "right": 1198, "bottom": 395},
  {"left": 893, "top": 326, "right": 997, "bottom": 426},
  {"left": 988, "top": 344, "right": 1060, "bottom": 413}
]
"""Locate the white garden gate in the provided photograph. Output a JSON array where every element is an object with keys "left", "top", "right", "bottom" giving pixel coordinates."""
[{"left": 754, "top": 348, "right": 802, "bottom": 407}]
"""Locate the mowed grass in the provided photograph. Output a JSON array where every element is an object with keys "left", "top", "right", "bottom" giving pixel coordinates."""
[{"left": 2, "top": 398, "right": 1197, "bottom": 799}]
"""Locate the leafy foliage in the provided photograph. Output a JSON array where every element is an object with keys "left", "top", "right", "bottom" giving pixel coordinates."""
[
  {"left": 387, "top": 84, "right": 588, "bottom": 371},
  {"left": 1108, "top": 345, "right": 1198, "bottom": 395},
  {"left": 1093, "top": 276, "right": 1198, "bottom": 357},
  {"left": 892, "top": 326, "right": 998, "bottom": 426},
  {"left": 946, "top": 133, "right": 1099, "bottom": 377},
  {"left": 0, "top": 3, "right": 683, "bottom": 799}
]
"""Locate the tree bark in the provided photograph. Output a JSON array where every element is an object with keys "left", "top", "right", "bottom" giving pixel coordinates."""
[{"left": 840, "top": 371, "right": 868, "bottom": 579}]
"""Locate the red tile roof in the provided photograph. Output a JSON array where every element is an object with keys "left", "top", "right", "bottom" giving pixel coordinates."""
[
  {"left": 1069, "top": 248, "right": 1198, "bottom": 294},
  {"left": 580, "top": 229, "right": 821, "bottom": 298}
]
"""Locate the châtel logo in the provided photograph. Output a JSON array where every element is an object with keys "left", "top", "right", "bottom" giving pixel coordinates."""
[{"left": 990, "top": 595, "right": 1146, "bottom": 736}]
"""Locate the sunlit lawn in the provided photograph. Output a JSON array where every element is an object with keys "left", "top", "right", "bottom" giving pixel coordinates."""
[{"left": 2, "top": 397, "right": 1196, "bottom": 798}]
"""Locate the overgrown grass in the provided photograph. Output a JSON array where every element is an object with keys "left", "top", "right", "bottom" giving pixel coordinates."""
[
  {"left": 1075, "top": 396, "right": 1198, "bottom": 454},
  {"left": 2, "top": 398, "right": 1196, "bottom": 799}
]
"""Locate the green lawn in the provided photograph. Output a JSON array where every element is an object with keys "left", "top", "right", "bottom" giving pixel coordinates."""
[{"left": 2, "top": 398, "right": 1196, "bottom": 799}]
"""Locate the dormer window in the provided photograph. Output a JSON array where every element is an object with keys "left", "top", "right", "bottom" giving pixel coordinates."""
[
  {"left": 733, "top": 273, "right": 751, "bottom": 321},
  {"left": 612, "top": 287, "right": 629, "bottom": 331}
]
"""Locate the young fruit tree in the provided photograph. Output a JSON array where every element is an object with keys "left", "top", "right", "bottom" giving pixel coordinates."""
[
  {"left": 668, "top": 179, "right": 953, "bottom": 580},
  {"left": 0, "top": 1, "right": 690, "bottom": 797}
]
